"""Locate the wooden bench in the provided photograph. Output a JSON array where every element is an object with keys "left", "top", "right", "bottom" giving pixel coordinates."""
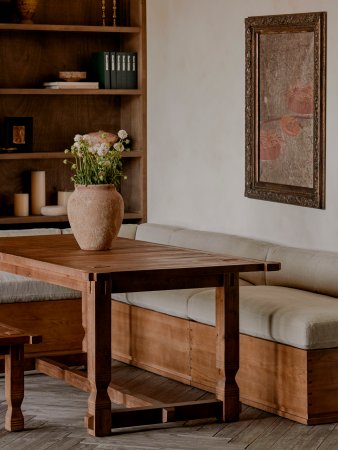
[{"left": 0, "top": 322, "right": 42, "bottom": 431}]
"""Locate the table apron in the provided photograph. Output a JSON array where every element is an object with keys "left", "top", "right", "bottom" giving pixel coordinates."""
[{"left": 109, "top": 272, "right": 226, "bottom": 293}]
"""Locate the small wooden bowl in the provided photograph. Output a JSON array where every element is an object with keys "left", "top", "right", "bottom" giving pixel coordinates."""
[{"left": 59, "top": 71, "right": 87, "bottom": 82}]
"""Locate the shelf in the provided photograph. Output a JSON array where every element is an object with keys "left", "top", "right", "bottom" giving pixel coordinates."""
[
  {"left": 0, "top": 152, "right": 68, "bottom": 160},
  {"left": 0, "top": 151, "right": 142, "bottom": 160},
  {"left": 0, "top": 23, "right": 141, "bottom": 33},
  {"left": 0, "top": 89, "right": 142, "bottom": 95},
  {"left": 0, "top": 215, "right": 69, "bottom": 225},
  {"left": 0, "top": 212, "right": 143, "bottom": 225}
]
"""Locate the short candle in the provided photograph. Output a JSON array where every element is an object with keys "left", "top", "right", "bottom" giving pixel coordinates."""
[{"left": 14, "top": 193, "right": 29, "bottom": 217}]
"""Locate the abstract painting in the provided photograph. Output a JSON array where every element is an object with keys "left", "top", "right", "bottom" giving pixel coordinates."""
[{"left": 245, "top": 12, "right": 326, "bottom": 208}]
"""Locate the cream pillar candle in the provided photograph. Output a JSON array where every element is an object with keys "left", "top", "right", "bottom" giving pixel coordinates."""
[
  {"left": 14, "top": 193, "right": 29, "bottom": 217},
  {"left": 57, "top": 191, "right": 73, "bottom": 208},
  {"left": 31, "top": 170, "right": 46, "bottom": 215}
]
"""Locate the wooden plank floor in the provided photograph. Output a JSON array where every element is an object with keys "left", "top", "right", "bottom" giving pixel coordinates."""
[{"left": 0, "top": 362, "right": 337, "bottom": 449}]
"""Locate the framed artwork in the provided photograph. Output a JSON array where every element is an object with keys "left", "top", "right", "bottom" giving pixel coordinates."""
[
  {"left": 4, "top": 117, "right": 33, "bottom": 152},
  {"left": 245, "top": 12, "right": 326, "bottom": 209}
]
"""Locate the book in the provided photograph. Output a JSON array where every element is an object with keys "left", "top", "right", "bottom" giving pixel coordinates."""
[
  {"left": 121, "top": 52, "right": 127, "bottom": 89},
  {"left": 126, "top": 52, "right": 137, "bottom": 89},
  {"left": 110, "top": 52, "right": 117, "bottom": 89},
  {"left": 116, "top": 52, "right": 123, "bottom": 89},
  {"left": 90, "top": 52, "right": 110, "bottom": 89},
  {"left": 44, "top": 81, "right": 99, "bottom": 89}
]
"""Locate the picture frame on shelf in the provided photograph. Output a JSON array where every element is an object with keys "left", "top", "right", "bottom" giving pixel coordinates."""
[
  {"left": 4, "top": 116, "right": 33, "bottom": 152},
  {"left": 245, "top": 12, "right": 326, "bottom": 209}
]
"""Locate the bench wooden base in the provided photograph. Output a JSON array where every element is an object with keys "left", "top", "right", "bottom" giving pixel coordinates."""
[
  {"left": 2, "top": 297, "right": 338, "bottom": 425},
  {"left": 0, "top": 323, "right": 41, "bottom": 431},
  {"left": 110, "top": 300, "right": 338, "bottom": 425}
]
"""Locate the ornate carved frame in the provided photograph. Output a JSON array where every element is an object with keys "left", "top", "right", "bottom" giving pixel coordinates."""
[{"left": 245, "top": 12, "right": 326, "bottom": 209}]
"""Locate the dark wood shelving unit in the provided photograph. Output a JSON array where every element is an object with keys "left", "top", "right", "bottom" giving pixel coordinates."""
[{"left": 0, "top": 0, "right": 147, "bottom": 227}]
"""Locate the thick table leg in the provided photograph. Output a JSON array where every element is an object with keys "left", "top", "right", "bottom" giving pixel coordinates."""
[
  {"left": 5, "top": 344, "right": 24, "bottom": 432},
  {"left": 85, "top": 276, "right": 112, "bottom": 436},
  {"left": 82, "top": 291, "right": 88, "bottom": 353},
  {"left": 215, "top": 272, "right": 240, "bottom": 422}
]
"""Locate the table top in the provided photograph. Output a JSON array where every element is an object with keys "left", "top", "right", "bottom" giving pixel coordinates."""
[{"left": 0, "top": 235, "right": 280, "bottom": 292}]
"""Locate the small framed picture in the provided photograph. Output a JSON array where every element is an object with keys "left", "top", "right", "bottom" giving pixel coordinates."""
[{"left": 4, "top": 117, "right": 33, "bottom": 152}]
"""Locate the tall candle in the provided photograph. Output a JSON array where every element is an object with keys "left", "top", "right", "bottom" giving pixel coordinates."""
[
  {"left": 31, "top": 170, "right": 46, "bottom": 215},
  {"left": 14, "top": 193, "right": 29, "bottom": 217},
  {"left": 57, "top": 191, "right": 73, "bottom": 208}
]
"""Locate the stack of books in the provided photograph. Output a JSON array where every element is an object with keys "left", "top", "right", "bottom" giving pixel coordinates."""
[
  {"left": 91, "top": 51, "right": 138, "bottom": 89},
  {"left": 44, "top": 81, "right": 99, "bottom": 89}
]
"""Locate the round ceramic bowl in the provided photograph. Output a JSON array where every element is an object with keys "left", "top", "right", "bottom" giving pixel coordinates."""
[{"left": 59, "top": 71, "right": 87, "bottom": 82}]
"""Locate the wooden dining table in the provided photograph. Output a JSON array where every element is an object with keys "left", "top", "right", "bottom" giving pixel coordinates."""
[{"left": 0, "top": 234, "right": 279, "bottom": 436}]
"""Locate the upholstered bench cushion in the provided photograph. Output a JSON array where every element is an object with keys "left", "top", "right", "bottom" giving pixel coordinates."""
[
  {"left": 266, "top": 245, "right": 338, "bottom": 298},
  {"left": 187, "top": 285, "right": 338, "bottom": 350},
  {"left": 135, "top": 223, "right": 184, "bottom": 244},
  {"left": 126, "top": 288, "right": 210, "bottom": 319},
  {"left": 119, "top": 279, "right": 253, "bottom": 319}
]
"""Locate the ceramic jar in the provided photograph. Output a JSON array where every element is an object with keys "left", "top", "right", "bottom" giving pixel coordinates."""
[{"left": 67, "top": 184, "right": 124, "bottom": 251}]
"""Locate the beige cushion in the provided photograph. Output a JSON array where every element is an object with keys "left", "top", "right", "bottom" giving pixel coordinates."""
[
  {"left": 62, "top": 223, "right": 138, "bottom": 239},
  {"left": 126, "top": 288, "right": 210, "bottom": 319},
  {"left": 168, "top": 228, "right": 271, "bottom": 285},
  {"left": 111, "top": 293, "right": 128, "bottom": 303},
  {"left": 61, "top": 228, "right": 73, "bottom": 234},
  {"left": 123, "top": 279, "right": 251, "bottom": 319},
  {"left": 117, "top": 224, "right": 138, "bottom": 239},
  {"left": 266, "top": 245, "right": 338, "bottom": 298},
  {"left": 135, "top": 223, "right": 184, "bottom": 244},
  {"left": 187, "top": 285, "right": 338, "bottom": 350}
]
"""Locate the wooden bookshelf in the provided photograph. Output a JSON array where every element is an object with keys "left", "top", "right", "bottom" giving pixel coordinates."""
[{"left": 0, "top": 0, "right": 147, "bottom": 226}]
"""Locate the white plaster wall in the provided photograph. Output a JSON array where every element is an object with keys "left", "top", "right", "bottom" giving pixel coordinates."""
[{"left": 147, "top": 0, "right": 338, "bottom": 251}]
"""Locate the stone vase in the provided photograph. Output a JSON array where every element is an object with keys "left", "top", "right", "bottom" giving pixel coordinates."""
[
  {"left": 16, "top": 0, "right": 39, "bottom": 24},
  {"left": 67, "top": 184, "right": 124, "bottom": 251}
]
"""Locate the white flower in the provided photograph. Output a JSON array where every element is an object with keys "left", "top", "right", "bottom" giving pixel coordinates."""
[
  {"left": 118, "top": 129, "right": 128, "bottom": 140},
  {"left": 83, "top": 135, "right": 95, "bottom": 146},
  {"left": 97, "top": 143, "right": 109, "bottom": 156},
  {"left": 74, "top": 134, "right": 82, "bottom": 142},
  {"left": 113, "top": 142, "right": 124, "bottom": 152},
  {"left": 90, "top": 144, "right": 100, "bottom": 154}
]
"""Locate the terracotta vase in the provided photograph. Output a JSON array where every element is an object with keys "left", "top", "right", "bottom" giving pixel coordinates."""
[
  {"left": 67, "top": 184, "right": 124, "bottom": 251},
  {"left": 16, "top": 0, "right": 39, "bottom": 24}
]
